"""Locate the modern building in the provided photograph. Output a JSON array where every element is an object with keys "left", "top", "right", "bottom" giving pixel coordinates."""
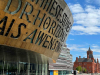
[
  {"left": 49, "top": 44, "right": 73, "bottom": 75},
  {"left": 0, "top": 0, "right": 73, "bottom": 75},
  {"left": 74, "top": 47, "right": 100, "bottom": 73}
]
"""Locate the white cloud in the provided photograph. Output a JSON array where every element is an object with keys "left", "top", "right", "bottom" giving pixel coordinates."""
[
  {"left": 93, "top": 55, "right": 100, "bottom": 62},
  {"left": 94, "top": 55, "right": 100, "bottom": 57},
  {"left": 91, "top": 44, "right": 100, "bottom": 53},
  {"left": 86, "top": 0, "right": 91, "bottom": 3},
  {"left": 67, "top": 44, "right": 100, "bottom": 52},
  {"left": 68, "top": 4, "right": 84, "bottom": 13},
  {"left": 67, "top": 44, "right": 87, "bottom": 51},
  {"left": 92, "top": 49, "right": 100, "bottom": 53},
  {"left": 92, "top": 44, "right": 99, "bottom": 48},
  {"left": 72, "top": 26, "right": 100, "bottom": 35},
  {"left": 68, "top": 4, "right": 100, "bottom": 35}
]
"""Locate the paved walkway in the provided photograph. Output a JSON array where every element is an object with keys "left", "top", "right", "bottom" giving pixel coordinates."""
[
  {"left": 78, "top": 73, "right": 100, "bottom": 75},
  {"left": 67, "top": 73, "right": 100, "bottom": 75}
]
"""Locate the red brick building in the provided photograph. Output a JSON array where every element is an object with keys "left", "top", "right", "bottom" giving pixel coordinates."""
[{"left": 74, "top": 47, "right": 100, "bottom": 73}]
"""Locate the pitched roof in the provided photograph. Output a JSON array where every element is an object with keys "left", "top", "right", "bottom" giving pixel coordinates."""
[
  {"left": 75, "top": 58, "right": 97, "bottom": 63},
  {"left": 76, "top": 58, "right": 92, "bottom": 62}
]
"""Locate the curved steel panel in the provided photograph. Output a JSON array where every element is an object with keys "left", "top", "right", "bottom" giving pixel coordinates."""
[{"left": 0, "top": 0, "right": 73, "bottom": 60}]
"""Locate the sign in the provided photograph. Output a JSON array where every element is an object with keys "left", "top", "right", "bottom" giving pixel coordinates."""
[{"left": 0, "top": 0, "right": 73, "bottom": 60}]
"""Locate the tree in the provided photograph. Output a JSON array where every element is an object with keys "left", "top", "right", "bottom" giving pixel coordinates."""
[
  {"left": 83, "top": 68, "right": 87, "bottom": 73},
  {"left": 82, "top": 67, "right": 87, "bottom": 73},
  {"left": 76, "top": 67, "right": 80, "bottom": 71},
  {"left": 76, "top": 66, "right": 82, "bottom": 72}
]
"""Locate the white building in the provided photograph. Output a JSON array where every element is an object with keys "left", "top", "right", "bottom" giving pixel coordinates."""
[{"left": 49, "top": 44, "right": 73, "bottom": 75}]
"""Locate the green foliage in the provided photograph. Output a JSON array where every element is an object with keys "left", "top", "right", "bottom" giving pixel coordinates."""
[
  {"left": 76, "top": 66, "right": 82, "bottom": 72},
  {"left": 82, "top": 67, "right": 87, "bottom": 73},
  {"left": 76, "top": 67, "right": 79, "bottom": 71}
]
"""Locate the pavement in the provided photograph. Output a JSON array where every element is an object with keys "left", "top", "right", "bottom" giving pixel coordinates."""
[
  {"left": 78, "top": 73, "right": 100, "bottom": 75},
  {"left": 67, "top": 73, "right": 100, "bottom": 75}
]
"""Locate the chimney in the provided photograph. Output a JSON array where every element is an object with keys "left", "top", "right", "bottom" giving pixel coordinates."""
[
  {"left": 87, "top": 55, "right": 89, "bottom": 59},
  {"left": 76, "top": 57, "right": 78, "bottom": 62},
  {"left": 97, "top": 58, "right": 98, "bottom": 63},
  {"left": 92, "top": 58, "right": 94, "bottom": 62},
  {"left": 79, "top": 56, "right": 81, "bottom": 58}
]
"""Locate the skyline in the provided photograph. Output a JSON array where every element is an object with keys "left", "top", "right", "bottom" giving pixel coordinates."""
[{"left": 65, "top": 0, "right": 100, "bottom": 62}]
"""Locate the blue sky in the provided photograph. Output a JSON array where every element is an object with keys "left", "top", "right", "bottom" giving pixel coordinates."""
[{"left": 65, "top": 0, "right": 100, "bottom": 62}]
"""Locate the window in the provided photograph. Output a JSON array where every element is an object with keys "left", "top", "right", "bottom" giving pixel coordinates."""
[
  {"left": 84, "top": 63, "right": 86, "bottom": 65},
  {"left": 58, "top": 71, "right": 62, "bottom": 75}
]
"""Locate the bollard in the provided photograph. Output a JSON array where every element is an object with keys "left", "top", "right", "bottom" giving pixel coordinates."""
[{"left": 74, "top": 70, "right": 76, "bottom": 75}]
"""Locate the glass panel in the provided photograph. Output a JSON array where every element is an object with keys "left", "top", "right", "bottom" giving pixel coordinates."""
[
  {"left": 30, "top": 64, "right": 36, "bottom": 75},
  {"left": 58, "top": 71, "right": 62, "bottom": 75},
  {"left": 19, "top": 63, "right": 24, "bottom": 74},
  {"left": 0, "top": 61, "right": 3, "bottom": 74},
  {"left": 0, "top": 45, "right": 49, "bottom": 75},
  {"left": 63, "top": 70, "right": 66, "bottom": 75},
  {"left": 3, "top": 61, "right": 17, "bottom": 75}
]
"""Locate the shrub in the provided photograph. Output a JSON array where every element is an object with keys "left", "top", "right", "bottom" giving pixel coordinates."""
[{"left": 76, "top": 66, "right": 82, "bottom": 72}]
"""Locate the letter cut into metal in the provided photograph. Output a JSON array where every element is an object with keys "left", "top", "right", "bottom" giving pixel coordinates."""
[
  {"left": 4, "top": 0, "right": 22, "bottom": 15},
  {"left": 19, "top": 2, "right": 33, "bottom": 22},
  {"left": 23, "top": 29, "right": 37, "bottom": 43},
  {"left": 11, "top": 23, "right": 26, "bottom": 38}
]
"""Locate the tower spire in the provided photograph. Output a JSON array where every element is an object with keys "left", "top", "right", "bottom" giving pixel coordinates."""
[
  {"left": 87, "top": 46, "right": 93, "bottom": 58},
  {"left": 88, "top": 46, "right": 91, "bottom": 51}
]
